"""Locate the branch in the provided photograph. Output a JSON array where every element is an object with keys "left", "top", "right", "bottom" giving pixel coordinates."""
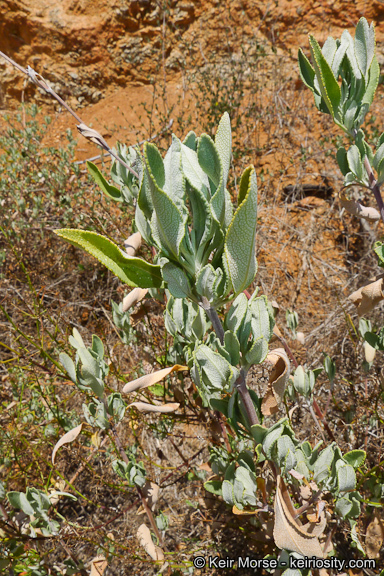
[{"left": 363, "top": 155, "right": 384, "bottom": 226}]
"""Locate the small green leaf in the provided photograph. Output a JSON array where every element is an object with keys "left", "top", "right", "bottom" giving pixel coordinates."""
[
  {"left": 250, "top": 424, "right": 268, "bottom": 445},
  {"left": 145, "top": 142, "right": 187, "bottom": 259},
  {"left": 196, "top": 264, "right": 224, "bottom": 303},
  {"left": 322, "top": 36, "right": 337, "bottom": 66},
  {"left": 374, "top": 241, "right": 384, "bottom": 267},
  {"left": 298, "top": 48, "right": 316, "bottom": 92},
  {"left": 7, "top": 491, "right": 35, "bottom": 515},
  {"left": 343, "top": 450, "right": 366, "bottom": 469},
  {"left": 59, "top": 353, "right": 77, "bottom": 383},
  {"left": 181, "top": 143, "right": 210, "bottom": 196},
  {"left": 224, "top": 166, "right": 258, "bottom": 295},
  {"left": 162, "top": 262, "right": 192, "bottom": 299},
  {"left": 198, "top": 135, "right": 226, "bottom": 226},
  {"left": 309, "top": 34, "right": 341, "bottom": 117},
  {"left": 245, "top": 336, "right": 268, "bottom": 367},
  {"left": 204, "top": 480, "right": 222, "bottom": 496},
  {"left": 55, "top": 229, "right": 162, "bottom": 288},
  {"left": 355, "top": 18, "right": 375, "bottom": 78},
  {"left": 347, "top": 145, "right": 363, "bottom": 180},
  {"left": 183, "top": 131, "right": 197, "bottom": 150},
  {"left": 222, "top": 480, "right": 234, "bottom": 506},
  {"left": 215, "top": 112, "right": 232, "bottom": 189},
  {"left": 163, "top": 136, "right": 185, "bottom": 207},
  {"left": 87, "top": 161, "right": 123, "bottom": 201},
  {"left": 92, "top": 335, "right": 104, "bottom": 359},
  {"left": 361, "top": 57, "right": 379, "bottom": 118},
  {"left": 336, "top": 147, "right": 349, "bottom": 175},
  {"left": 198, "top": 134, "right": 222, "bottom": 187},
  {"left": 337, "top": 464, "right": 356, "bottom": 492}
]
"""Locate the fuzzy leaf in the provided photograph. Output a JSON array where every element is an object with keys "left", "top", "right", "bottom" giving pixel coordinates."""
[
  {"left": 343, "top": 450, "right": 366, "bottom": 469},
  {"left": 309, "top": 35, "right": 341, "bottom": 117},
  {"left": 337, "top": 465, "right": 356, "bottom": 492},
  {"left": 298, "top": 48, "right": 316, "bottom": 92},
  {"left": 215, "top": 112, "right": 232, "bottom": 189},
  {"left": 181, "top": 143, "right": 210, "bottom": 196},
  {"left": 355, "top": 18, "right": 375, "bottom": 78},
  {"left": 224, "top": 166, "right": 258, "bottom": 295},
  {"left": 7, "top": 492, "right": 35, "bottom": 515},
  {"left": 347, "top": 145, "right": 363, "bottom": 180},
  {"left": 336, "top": 147, "right": 349, "bottom": 175},
  {"left": 162, "top": 262, "right": 192, "bottom": 298},
  {"left": 144, "top": 142, "right": 186, "bottom": 258},
  {"left": 55, "top": 229, "right": 162, "bottom": 288},
  {"left": 59, "top": 353, "right": 77, "bottom": 383},
  {"left": 87, "top": 161, "right": 122, "bottom": 201}
]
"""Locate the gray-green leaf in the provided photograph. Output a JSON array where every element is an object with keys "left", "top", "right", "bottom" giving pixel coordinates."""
[
  {"left": 55, "top": 229, "right": 162, "bottom": 288},
  {"left": 224, "top": 166, "right": 258, "bottom": 295}
]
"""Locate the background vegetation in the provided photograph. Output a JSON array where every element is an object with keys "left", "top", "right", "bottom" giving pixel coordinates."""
[{"left": 1, "top": 2, "right": 384, "bottom": 575}]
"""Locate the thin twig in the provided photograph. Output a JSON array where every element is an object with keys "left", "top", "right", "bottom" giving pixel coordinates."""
[
  {"left": 0, "top": 51, "right": 139, "bottom": 179},
  {"left": 103, "top": 400, "right": 164, "bottom": 546},
  {"left": 201, "top": 298, "right": 259, "bottom": 428}
]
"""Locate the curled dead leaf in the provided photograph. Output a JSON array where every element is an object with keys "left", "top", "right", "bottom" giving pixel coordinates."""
[
  {"left": 271, "top": 300, "right": 280, "bottom": 317},
  {"left": 77, "top": 123, "right": 109, "bottom": 148},
  {"left": 274, "top": 475, "right": 326, "bottom": 558},
  {"left": 349, "top": 276, "right": 384, "bottom": 315},
  {"left": 262, "top": 348, "right": 290, "bottom": 416},
  {"left": 300, "top": 485, "right": 312, "bottom": 501},
  {"left": 128, "top": 402, "right": 180, "bottom": 413},
  {"left": 123, "top": 365, "right": 187, "bottom": 394},
  {"left": 122, "top": 288, "right": 148, "bottom": 312},
  {"left": 124, "top": 232, "right": 142, "bottom": 256},
  {"left": 366, "top": 516, "right": 384, "bottom": 559},
  {"left": 90, "top": 555, "right": 107, "bottom": 576},
  {"left": 339, "top": 195, "right": 381, "bottom": 222},
  {"left": 296, "top": 331, "right": 305, "bottom": 345},
  {"left": 271, "top": 324, "right": 283, "bottom": 341},
  {"left": 364, "top": 341, "right": 376, "bottom": 364},
  {"left": 137, "top": 523, "right": 164, "bottom": 561},
  {"left": 233, "top": 505, "right": 269, "bottom": 515},
  {"left": 138, "top": 481, "right": 160, "bottom": 514},
  {"left": 52, "top": 423, "right": 83, "bottom": 464}
]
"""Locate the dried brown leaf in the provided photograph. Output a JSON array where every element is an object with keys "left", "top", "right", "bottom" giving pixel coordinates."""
[
  {"left": 123, "top": 365, "right": 187, "bottom": 394},
  {"left": 90, "top": 555, "right": 107, "bottom": 576},
  {"left": 349, "top": 277, "right": 384, "bottom": 315},
  {"left": 300, "top": 485, "right": 312, "bottom": 501},
  {"left": 366, "top": 516, "right": 384, "bottom": 559},
  {"left": 274, "top": 475, "right": 325, "bottom": 558},
  {"left": 340, "top": 195, "right": 381, "bottom": 221},
  {"left": 140, "top": 481, "right": 160, "bottom": 512},
  {"left": 296, "top": 331, "right": 305, "bottom": 345},
  {"left": 52, "top": 423, "right": 83, "bottom": 464},
  {"left": 124, "top": 232, "right": 142, "bottom": 256},
  {"left": 137, "top": 523, "right": 164, "bottom": 561},
  {"left": 363, "top": 341, "right": 376, "bottom": 363},
  {"left": 122, "top": 288, "right": 148, "bottom": 312},
  {"left": 262, "top": 348, "right": 290, "bottom": 416},
  {"left": 128, "top": 402, "right": 180, "bottom": 413},
  {"left": 77, "top": 123, "right": 109, "bottom": 148}
]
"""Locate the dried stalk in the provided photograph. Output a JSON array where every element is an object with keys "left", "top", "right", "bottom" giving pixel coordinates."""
[{"left": 0, "top": 51, "right": 138, "bottom": 178}]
